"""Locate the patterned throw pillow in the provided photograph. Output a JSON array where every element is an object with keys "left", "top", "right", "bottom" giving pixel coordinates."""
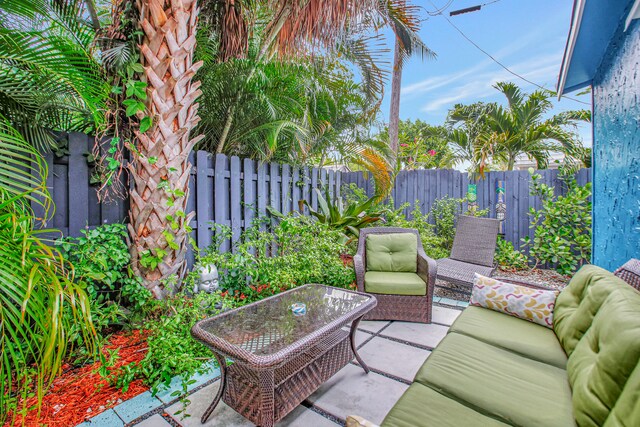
[{"left": 470, "top": 274, "right": 559, "bottom": 328}]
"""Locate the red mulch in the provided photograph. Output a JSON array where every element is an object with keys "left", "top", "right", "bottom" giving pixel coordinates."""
[{"left": 7, "top": 330, "right": 150, "bottom": 427}]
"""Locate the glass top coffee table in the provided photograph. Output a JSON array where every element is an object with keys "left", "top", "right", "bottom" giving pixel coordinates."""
[{"left": 191, "top": 284, "right": 377, "bottom": 426}]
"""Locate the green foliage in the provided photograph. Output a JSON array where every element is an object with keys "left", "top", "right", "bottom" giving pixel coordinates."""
[
  {"left": 0, "top": 191, "right": 96, "bottom": 422},
  {"left": 522, "top": 169, "right": 592, "bottom": 274},
  {"left": 0, "top": 121, "right": 95, "bottom": 422},
  {"left": 495, "top": 236, "right": 529, "bottom": 271},
  {"left": 299, "top": 187, "right": 384, "bottom": 241},
  {"left": 198, "top": 215, "right": 355, "bottom": 304},
  {"left": 58, "top": 224, "right": 152, "bottom": 312}
]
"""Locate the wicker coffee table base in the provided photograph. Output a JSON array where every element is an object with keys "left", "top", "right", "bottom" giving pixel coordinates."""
[{"left": 201, "top": 316, "right": 370, "bottom": 426}]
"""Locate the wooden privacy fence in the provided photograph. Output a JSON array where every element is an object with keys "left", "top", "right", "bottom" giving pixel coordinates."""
[
  {"left": 40, "top": 133, "right": 342, "bottom": 259},
  {"left": 342, "top": 167, "right": 591, "bottom": 252},
  {"left": 41, "top": 133, "right": 591, "bottom": 256}
]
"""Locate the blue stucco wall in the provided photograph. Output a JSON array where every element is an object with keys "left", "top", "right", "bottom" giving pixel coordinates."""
[{"left": 592, "top": 17, "right": 640, "bottom": 271}]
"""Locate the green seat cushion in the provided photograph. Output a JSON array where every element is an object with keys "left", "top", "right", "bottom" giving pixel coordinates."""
[
  {"left": 364, "top": 271, "right": 426, "bottom": 296},
  {"left": 381, "top": 382, "right": 509, "bottom": 427},
  {"left": 366, "top": 233, "right": 417, "bottom": 272},
  {"left": 568, "top": 287, "right": 640, "bottom": 426},
  {"left": 414, "top": 332, "right": 574, "bottom": 427},
  {"left": 554, "top": 265, "right": 632, "bottom": 356},
  {"left": 450, "top": 306, "right": 567, "bottom": 369}
]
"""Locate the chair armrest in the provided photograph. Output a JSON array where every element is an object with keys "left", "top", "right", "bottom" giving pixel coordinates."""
[
  {"left": 491, "top": 276, "right": 557, "bottom": 291},
  {"left": 346, "top": 415, "right": 380, "bottom": 427},
  {"left": 417, "top": 249, "right": 437, "bottom": 287},
  {"left": 353, "top": 254, "right": 366, "bottom": 292}
]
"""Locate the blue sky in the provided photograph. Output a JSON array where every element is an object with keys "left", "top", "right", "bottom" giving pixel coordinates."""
[{"left": 376, "top": 0, "right": 592, "bottom": 146}]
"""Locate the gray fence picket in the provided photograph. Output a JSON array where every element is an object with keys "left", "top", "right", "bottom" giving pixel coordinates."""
[
  {"left": 244, "top": 158, "right": 256, "bottom": 230},
  {"left": 281, "top": 163, "right": 291, "bottom": 215},
  {"left": 230, "top": 156, "right": 242, "bottom": 249},
  {"left": 68, "top": 133, "right": 89, "bottom": 237},
  {"left": 196, "top": 151, "right": 212, "bottom": 251},
  {"left": 214, "top": 154, "right": 229, "bottom": 252},
  {"left": 257, "top": 162, "right": 267, "bottom": 230}
]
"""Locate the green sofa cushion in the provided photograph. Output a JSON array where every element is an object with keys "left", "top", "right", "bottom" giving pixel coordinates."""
[
  {"left": 364, "top": 271, "right": 426, "bottom": 296},
  {"left": 554, "top": 265, "right": 631, "bottom": 356},
  {"left": 381, "top": 382, "right": 509, "bottom": 427},
  {"left": 605, "top": 362, "right": 640, "bottom": 426},
  {"left": 366, "top": 233, "right": 417, "bottom": 272},
  {"left": 568, "top": 287, "right": 640, "bottom": 426},
  {"left": 450, "top": 305, "right": 568, "bottom": 369},
  {"left": 414, "top": 332, "right": 574, "bottom": 427}
]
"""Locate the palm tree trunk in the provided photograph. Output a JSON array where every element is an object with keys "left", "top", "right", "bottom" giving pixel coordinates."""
[
  {"left": 388, "top": 39, "right": 402, "bottom": 170},
  {"left": 128, "top": 0, "right": 204, "bottom": 298},
  {"left": 507, "top": 154, "right": 516, "bottom": 170}
]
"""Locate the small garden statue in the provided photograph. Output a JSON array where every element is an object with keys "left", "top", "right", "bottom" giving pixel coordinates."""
[{"left": 194, "top": 264, "right": 219, "bottom": 294}]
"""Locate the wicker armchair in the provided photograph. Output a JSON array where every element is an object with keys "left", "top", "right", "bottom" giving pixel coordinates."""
[
  {"left": 436, "top": 215, "right": 500, "bottom": 287},
  {"left": 354, "top": 227, "right": 437, "bottom": 323}
]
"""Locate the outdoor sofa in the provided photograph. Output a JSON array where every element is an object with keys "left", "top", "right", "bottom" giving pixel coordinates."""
[{"left": 350, "top": 264, "right": 640, "bottom": 426}]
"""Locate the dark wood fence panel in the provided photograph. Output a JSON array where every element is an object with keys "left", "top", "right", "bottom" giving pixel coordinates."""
[
  {"left": 342, "top": 167, "right": 592, "bottom": 251},
  {"left": 40, "top": 136, "right": 342, "bottom": 260},
  {"left": 39, "top": 133, "right": 592, "bottom": 257}
]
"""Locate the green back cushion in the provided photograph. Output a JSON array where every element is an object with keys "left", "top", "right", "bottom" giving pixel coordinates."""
[
  {"left": 366, "top": 233, "right": 417, "bottom": 272},
  {"left": 567, "top": 287, "right": 640, "bottom": 426},
  {"left": 553, "top": 265, "right": 630, "bottom": 356}
]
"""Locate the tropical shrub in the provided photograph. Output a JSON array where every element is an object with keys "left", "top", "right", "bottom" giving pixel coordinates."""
[
  {"left": 58, "top": 224, "right": 151, "bottom": 311},
  {"left": 523, "top": 169, "right": 592, "bottom": 274},
  {"left": 0, "top": 122, "right": 96, "bottom": 422},
  {"left": 198, "top": 215, "right": 355, "bottom": 303},
  {"left": 494, "top": 236, "right": 529, "bottom": 271}
]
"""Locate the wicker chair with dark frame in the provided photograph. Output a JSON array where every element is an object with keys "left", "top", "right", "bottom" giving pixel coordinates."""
[
  {"left": 436, "top": 215, "right": 501, "bottom": 288},
  {"left": 354, "top": 227, "right": 437, "bottom": 324}
]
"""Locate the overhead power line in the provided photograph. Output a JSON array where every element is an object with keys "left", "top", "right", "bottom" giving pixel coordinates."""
[{"left": 425, "top": 0, "right": 590, "bottom": 106}]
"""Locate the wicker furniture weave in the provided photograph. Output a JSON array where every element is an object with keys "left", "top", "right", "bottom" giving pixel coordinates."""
[
  {"left": 354, "top": 227, "right": 436, "bottom": 323},
  {"left": 191, "top": 285, "right": 376, "bottom": 427},
  {"left": 614, "top": 258, "right": 640, "bottom": 291},
  {"left": 436, "top": 215, "right": 500, "bottom": 287}
]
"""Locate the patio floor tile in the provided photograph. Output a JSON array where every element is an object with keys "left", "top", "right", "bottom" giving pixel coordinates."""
[
  {"left": 307, "top": 364, "right": 408, "bottom": 425},
  {"left": 112, "top": 391, "right": 162, "bottom": 424},
  {"left": 166, "top": 381, "right": 336, "bottom": 426},
  {"left": 154, "top": 362, "right": 221, "bottom": 404},
  {"left": 357, "top": 320, "right": 390, "bottom": 333},
  {"left": 432, "top": 306, "right": 462, "bottom": 326},
  {"left": 76, "top": 409, "right": 124, "bottom": 427},
  {"left": 357, "top": 337, "right": 430, "bottom": 382},
  {"left": 341, "top": 328, "right": 374, "bottom": 348},
  {"left": 132, "top": 414, "right": 172, "bottom": 427},
  {"left": 379, "top": 322, "right": 449, "bottom": 348}
]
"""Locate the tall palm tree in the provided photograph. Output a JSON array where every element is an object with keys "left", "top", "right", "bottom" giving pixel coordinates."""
[
  {"left": 126, "top": 0, "right": 204, "bottom": 298},
  {"left": 452, "top": 82, "right": 591, "bottom": 171},
  {"left": 128, "top": 0, "right": 435, "bottom": 295}
]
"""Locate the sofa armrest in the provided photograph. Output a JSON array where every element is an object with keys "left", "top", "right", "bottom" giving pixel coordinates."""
[
  {"left": 346, "top": 415, "right": 380, "bottom": 427},
  {"left": 354, "top": 254, "right": 366, "bottom": 292}
]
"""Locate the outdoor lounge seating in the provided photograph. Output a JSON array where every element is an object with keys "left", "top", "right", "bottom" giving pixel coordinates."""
[
  {"left": 354, "top": 227, "right": 437, "bottom": 323},
  {"left": 436, "top": 215, "right": 500, "bottom": 287},
  {"left": 350, "top": 264, "right": 640, "bottom": 426}
]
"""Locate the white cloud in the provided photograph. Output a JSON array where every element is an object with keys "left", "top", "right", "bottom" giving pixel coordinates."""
[{"left": 417, "top": 52, "right": 564, "bottom": 113}]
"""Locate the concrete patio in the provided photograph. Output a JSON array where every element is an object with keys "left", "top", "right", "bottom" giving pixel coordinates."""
[{"left": 83, "top": 305, "right": 462, "bottom": 427}]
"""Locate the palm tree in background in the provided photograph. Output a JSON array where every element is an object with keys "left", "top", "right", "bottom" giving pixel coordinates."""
[{"left": 448, "top": 82, "right": 590, "bottom": 173}]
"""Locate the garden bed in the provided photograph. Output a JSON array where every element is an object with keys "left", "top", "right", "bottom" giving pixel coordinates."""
[{"left": 8, "top": 330, "right": 149, "bottom": 427}]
